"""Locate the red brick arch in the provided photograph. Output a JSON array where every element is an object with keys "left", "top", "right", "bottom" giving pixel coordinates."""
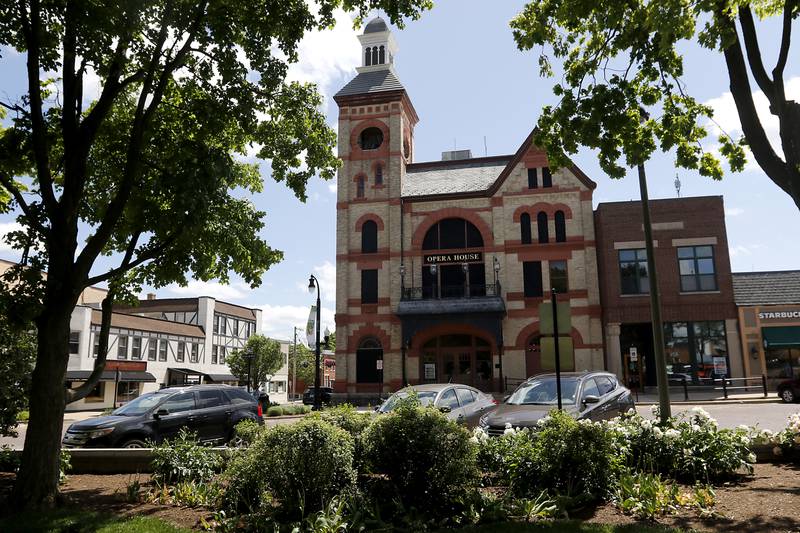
[
  {"left": 354, "top": 213, "right": 385, "bottom": 232},
  {"left": 412, "top": 323, "right": 498, "bottom": 355},
  {"left": 347, "top": 324, "right": 392, "bottom": 352},
  {"left": 513, "top": 323, "right": 586, "bottom": 351},
  {"left": 411, "top": 207, "right": 494, "bottom": 248},
  {"left": 512, "top": 203, "right": 573, "bottom": 222},
  {"left": 349, "top": 119, "right": 390, "bottom": 155}
]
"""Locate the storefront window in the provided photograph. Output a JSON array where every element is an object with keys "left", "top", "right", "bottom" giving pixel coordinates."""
[
  {"left": 663, "top": 320, "right": 728, "bottom": 383},
  {"left": 766, "top": 347, "right": 800, "bottom": 380},
  {"left": 693, "top": 321, "right": 728, "bottom": 380},
  {"left": 116, "top": 382, "right": 140, "bottom": 404}
]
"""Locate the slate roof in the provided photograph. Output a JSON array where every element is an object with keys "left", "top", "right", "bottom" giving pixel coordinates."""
[
  {"left": 402, "top": 157, "right": 513, "bottom": 197},
  {"left": 334, "top": 68, "right": 404, "bottom": 99},
  {"left": 732, "top": 271, "right": 800, "bottom": 306}
]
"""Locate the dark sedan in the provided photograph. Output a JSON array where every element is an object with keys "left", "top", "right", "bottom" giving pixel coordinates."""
[
  {"left": 302, "top": 386, "right": 333, "bottom": 406},
  {"left": 777, "top": 376, "right": 800, "bottom": 403},
  {"left": 479, "top": 371, "right": 634, "bottom": 436},
  {"left": 378, "top": 383, "right": 497, "bottom": 428}
]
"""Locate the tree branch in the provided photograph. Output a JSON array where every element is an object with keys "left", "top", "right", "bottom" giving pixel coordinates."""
[
  {"left": 65, "top": 287, "right": 115, "bottom": 404},
  {"left": 772, "top": 0, "right": 795, "bottom": 101},
  {"left": 84, "top": 227, "right": 182, "bottom": 287},
  {"left": 0, "top": 173, "right": 48, "bottom": 235},
  {"left": 738, "top": 7, "right": 775, "bottom": 99}
]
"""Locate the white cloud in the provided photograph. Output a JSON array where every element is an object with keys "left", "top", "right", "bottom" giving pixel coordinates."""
[
  {"left": 164, "top": 280, "right": 250, "bottom": 301},
  {"left": 285, "top": 8, "right": 361, "bottom": 102},
  {"left": 703, "top": 76, "right": 800, "bottom": 170},
  {"left": 729, "top": 243, "right": 763, "bottom": 258},
  {"left": 724, "top": 207, "right": 744, "bottom": 217},
  {"left": 327, "top": 178, "right": 338, "bottom": 194},
  {"left": 258, "top": 303, "right": 335, "bottom": 342},
  {"left": 0, "top": 221, "right": 23, "bottom": 254}
]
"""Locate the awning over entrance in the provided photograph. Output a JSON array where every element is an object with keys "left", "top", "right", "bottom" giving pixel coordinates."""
[
  {"left": 396, "top": 297, "right": 506, "bottom": 347},
  {"left": 205, "top": 373, "right": 239, "bottom": 382},
  {"left": 167, "top": 368, "right": 239, "bottom": 384},
  {"left": 65, "top": 370, "right": 157, "bottom": 383},
  {"left": 762, "top": 326, "right": 800, "bottom": 348}
]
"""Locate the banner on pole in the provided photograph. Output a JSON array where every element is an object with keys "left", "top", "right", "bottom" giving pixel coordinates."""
[
  {"left": 540, "top": 337, "right": 574, "bottom": 371},
  {"left": 305, "top": 305, "right": 317, "bottom": 348},
  {"left": 539, "top": 300, "right": 572, "bottom": 336}
]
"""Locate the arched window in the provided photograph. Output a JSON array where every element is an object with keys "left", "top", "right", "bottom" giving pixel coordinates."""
[
  {"left": 356, "top": 337, "right": 382, "bottom": 383},
  {"left": 520, "top": 212, "right": 532, "bottom": 245},
  {"left": 537, "top": 212, "right": 549, "bottom": 244},
  {"left": 361, "top": 220, "right": 378, "bottom": 253},
  {"left": 555, "top": 210, "right": 566, "bottom": 243},
  {"left": 358, "top": 127, "right": 384, "bottom": 150},
  {"left": 375, "top": 163, "right": 383, "bottom": 185},
  {"left": 365, "top": 47, "right": 371, "bottom": 66},
  {"left": 356, "top": 176, "right": 365, "bottom": 198},
  {"left": 371, "top": 46, "right": 378, "bottom": 65},
  {"left": 422, "top": 218, "right": 484, "bottom": 250},
  {"left": 379, "top": 45, "right": 385, "bottom": 64},
  {"left": 421, "top": 218, "right": 486, "bottom": 298}
]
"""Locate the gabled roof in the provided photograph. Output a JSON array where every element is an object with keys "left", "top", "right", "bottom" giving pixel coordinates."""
[
  {"left": 401, "top": 128, "right": 596, "bottom": 200},
  {"left": 334, "top": 68, "right": 404, "bottom": 99},
  {"left": 732, "top": 271, "right": 800, "bottom": 306}
]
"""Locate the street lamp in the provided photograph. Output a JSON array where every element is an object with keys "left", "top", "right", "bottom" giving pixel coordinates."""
[
  {"left": 244, "top": 348, "right": 255, "bottom": 393},
  {"left": 308, "top": 274, "right": 322, "bottom": 410}
]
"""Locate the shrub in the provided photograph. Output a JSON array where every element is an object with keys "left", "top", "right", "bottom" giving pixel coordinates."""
[
  {"left": 312, "top": 404, "right": 372, "bottom": 473},
  {"left": 614, "top": 470, "right": 680, "bottom": 519},
  {"left": 608, "top": 406, "right": 754, "bottom": 483},
  {"left": 266, "top": 406, "right": 284, "bottom": 417},
  {"left": 150, "top": 428, "right": 222, "bottom": 485},
  {"left": 0, "top": 444, "right": 20, "bottom": 472},
  {"left": 222, "top": 418, "right": 356, "bottom": 515},
  {"left": 232, "top": 419, "right": 262, "bottom": 447},
  {"left": 362, "top": 398, "right": 479, "bottom": 516},
  {"left": 772, "top": 412, "right": 800, "bottom": 462}
]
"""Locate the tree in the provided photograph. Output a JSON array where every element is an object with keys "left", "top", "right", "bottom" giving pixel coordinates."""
[
  {"left": 0, "top": 0, "right": 431, "bottom": 508},
  {"left": 0, "top": 314, "right": 36, "bottom": 437},
  {"left": 227, "top": 335, "right": 284, "bottom": 390},
  {"left": 511, "top": 0, "right": 800, "bottom": 208},
  {"left": 289, "top": 341, "right": 316, "bottom": 386}
]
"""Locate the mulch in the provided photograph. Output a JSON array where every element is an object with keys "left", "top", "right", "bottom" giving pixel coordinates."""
[{"left": 2, "top": 463, "right": 800, "bottom": 531}]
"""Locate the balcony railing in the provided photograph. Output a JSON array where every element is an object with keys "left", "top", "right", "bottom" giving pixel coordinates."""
[{"left": 401, "top": 282, "right": 502, "bottom": 301}]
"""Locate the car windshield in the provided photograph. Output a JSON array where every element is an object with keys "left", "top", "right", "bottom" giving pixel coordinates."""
[
  {"left": 111, "top": 392, "right": 168, "bottom": 416},
  {"left": 379, "top": 390, "right": 438, "bottom": 413},
  {"left": 506, "top": 377, "right": 580, "bottom": 405}
]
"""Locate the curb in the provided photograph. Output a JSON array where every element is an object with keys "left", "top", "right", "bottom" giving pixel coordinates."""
[{"left": 636, "top": 398, "right": 782, "bottom": 405}]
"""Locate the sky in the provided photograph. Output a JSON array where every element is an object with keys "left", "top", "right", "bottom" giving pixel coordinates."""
[{"left": 1, "top": 1, "right": 799, "bottom": 342}]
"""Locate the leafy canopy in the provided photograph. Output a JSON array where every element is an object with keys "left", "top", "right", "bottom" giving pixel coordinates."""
[
  {"left": 227, "top": 334, "right": 285, "bottom": 389},
  {"left": 510, "top": 0, "right": 797, "bottom": 194}
]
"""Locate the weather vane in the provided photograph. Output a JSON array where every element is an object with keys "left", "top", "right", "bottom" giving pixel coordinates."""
[{"left": 674, "top": 173, "right": 682, "bottom": 197}]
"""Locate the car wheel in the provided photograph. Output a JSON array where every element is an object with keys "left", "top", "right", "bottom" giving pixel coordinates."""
[
  {"left": 780, "top": 388, "right": 796, "bottom": 403},
  {"left": 121, "top": 439, "right": 147, "bottom": 448}
]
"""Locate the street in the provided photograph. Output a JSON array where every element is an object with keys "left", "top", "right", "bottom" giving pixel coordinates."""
[{"left": 636, "top": 402, "right": 799, "bottom": 431}]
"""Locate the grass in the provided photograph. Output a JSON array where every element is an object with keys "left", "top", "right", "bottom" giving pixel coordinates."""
[
  {"left": 0, "top": 509, "right": 191, "bottom": 533},
  {"left": 452, "top": 522, "right": 694, "bottom": 533},
  {"left": 15, "top": 410, "right": 29, "bottom": 422}
]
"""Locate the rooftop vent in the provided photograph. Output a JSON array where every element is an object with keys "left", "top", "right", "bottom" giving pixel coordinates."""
[{"left": 441, "top": 149, "right": 472, "bottom": 161}]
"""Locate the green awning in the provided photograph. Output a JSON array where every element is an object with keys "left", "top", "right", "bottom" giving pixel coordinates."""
[{"left": 762, "top": 326, "right": 800, "bottom": 348}]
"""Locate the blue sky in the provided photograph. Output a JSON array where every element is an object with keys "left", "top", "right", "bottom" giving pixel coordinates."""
[{"left": 1, "top": 1, "right": 798, "bottom": 341}]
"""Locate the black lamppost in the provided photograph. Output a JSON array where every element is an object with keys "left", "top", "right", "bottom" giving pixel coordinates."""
[
  {"left": 244, "top": 348, "right": 255, "bottom": 393},
  {"left": 308, "top": 274, "right": 322, "bottom": 410}
]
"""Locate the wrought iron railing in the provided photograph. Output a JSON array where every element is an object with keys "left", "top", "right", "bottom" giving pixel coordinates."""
[{"left": 401, "top": 282, "right": 502, "bottom": 301}]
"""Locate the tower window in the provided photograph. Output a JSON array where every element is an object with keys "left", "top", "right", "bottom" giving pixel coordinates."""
[
  {"left": 361, "top": 220, "right": 378, "bottom": 253},
  {"left": 520, "top": 212, "right": 532, "bottom": 244},
  {"left": 527, "top": 168, "right": 538, "bottom": 189},
  {"left": 555, "top": 210, "right": 566, "bottom": 242},
  {"left": 359, "top": 127, "right": 384, "bottom": 150},
  {"left": 542, "top": 167, "right": 553, "bottom": 187},
  {"left": 379, "top": 45, "right": 385, "bottom": 64},
  {"left": 365, "top": 47, "right": 372, "bottom": 66},
  {"left": 537, "top": 212, "right": 549, "bottom": 243},
  {"left": 372, "top": 46, "right": 378, "bottom": 65},
  {"left": 375, "top": 163, "right": 383, "bottom": 185},
  {"left": 356, "top": 176, "right": 365, "bottom": 198}
]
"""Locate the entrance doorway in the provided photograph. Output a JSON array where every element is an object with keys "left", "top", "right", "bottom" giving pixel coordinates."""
[{"left": 419, "top": 334, "right": 493, "bottom": 390}]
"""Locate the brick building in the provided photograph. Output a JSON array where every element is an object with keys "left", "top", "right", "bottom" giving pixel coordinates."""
[
  {"left": 595, "top": 196, "right": 743, "bottom": 387},
  {"left": 333, "top": 19, "right": 603, "bottom": 401}
]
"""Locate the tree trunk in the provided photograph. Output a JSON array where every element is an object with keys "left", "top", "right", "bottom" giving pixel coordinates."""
[{"left": 12, "top": 304, "right": 73, "bottom": 508}]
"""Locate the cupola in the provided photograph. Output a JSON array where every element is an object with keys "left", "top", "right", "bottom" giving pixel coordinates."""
[{"left": 357, "top": 17, "right": 398, "bottom": 73}]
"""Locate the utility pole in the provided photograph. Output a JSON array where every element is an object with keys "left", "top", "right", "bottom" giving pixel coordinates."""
[{"left": 638, "top": 160, "right": 671, "bottom": 422}]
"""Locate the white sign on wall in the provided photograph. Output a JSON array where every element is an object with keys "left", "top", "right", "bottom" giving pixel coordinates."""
[{"left": 629, "top": 347, "right": 638, "bottom": 362}]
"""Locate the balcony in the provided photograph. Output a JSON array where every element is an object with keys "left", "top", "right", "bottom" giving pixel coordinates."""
[
  {"left": 401, "top": 282, "right": 502, "bottom": 301},
  {"left": 397, "top": 282, "right": 505, "bottom": 318}
]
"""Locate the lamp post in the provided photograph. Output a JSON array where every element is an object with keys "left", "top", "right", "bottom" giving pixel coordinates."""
[
  {"left": 244, "top": 348, "right": 255, "bottom": 393},
  {"left": 308, "top": 274, "right": 322, "bottom": 410}
]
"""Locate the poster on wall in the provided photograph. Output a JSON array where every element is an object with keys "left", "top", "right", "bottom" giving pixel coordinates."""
[
  {"left": 424, "top": 363, "right": 436, "bottom": 380},
  {"left": 712, "top": 356, "right": 728, "bottom": 376}
]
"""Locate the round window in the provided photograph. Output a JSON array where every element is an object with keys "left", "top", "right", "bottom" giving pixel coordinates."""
[{"left": 359, "top": 127, "right": 384, "bottom": 150}]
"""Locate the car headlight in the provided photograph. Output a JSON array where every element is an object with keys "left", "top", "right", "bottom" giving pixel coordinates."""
[{"left": 86, "top": 427, "right": 115, "bottom": 439}]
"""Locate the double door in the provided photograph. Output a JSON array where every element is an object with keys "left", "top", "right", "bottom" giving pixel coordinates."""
[{"left": 421, "top": 335, "right": 494, "bottom": 391}]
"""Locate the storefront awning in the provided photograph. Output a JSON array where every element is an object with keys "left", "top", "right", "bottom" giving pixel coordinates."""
[
  {"left": 762, "top": 326, "right": 800, "bottom": 348},
  {"left": 167, "top": 368, "right": 238, "bottom": 383},
  {"left": 205, "top": 373, "right": 239, "bottom": 382},
  {"left": 65, "top": 370, "right": 157, "bottom": 383}
]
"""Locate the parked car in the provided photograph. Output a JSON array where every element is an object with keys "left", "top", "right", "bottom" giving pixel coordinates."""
[
  {"left": 776, "top": 376, "right": 800, "bottom": 403},
  {"left": 377, "top": 383, "right": 497, "bottom": 428},
  {"left": 62, "top": 384, "right": 263, "bottom": 448},
  {"left": 302, "top": 386, "right": 333, "bottom": 406},
  {"left": 479, "top": 371, "right": 634, "bottom": 436}
]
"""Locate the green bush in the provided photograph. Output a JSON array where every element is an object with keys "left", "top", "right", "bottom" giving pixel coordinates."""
[
  {"left": 232, "top": 419, "right": 262, "bottom": 447},
  {"left": 362, "top": 398, "right": 479, "bottom": 516},
  {"left": 506, "top": 410, "right": 619, "bottom": 502},
  {"left": 150, "top": 428, "right": 222, "bottom": 485},
  {"left": 312, "top": 404, "right": 372, "bottom": 474},
  {"left": 607, "top": 406, "right": 755, "bottom": 483},
  {"left": 266, "top": 406, "right": 284, "bottom": 417},
  {"left": 16, "top": 410, "right": 29, "bottom": 422},
  {"left": 222, "top": 418, "right": 356, "bottom": 515}
]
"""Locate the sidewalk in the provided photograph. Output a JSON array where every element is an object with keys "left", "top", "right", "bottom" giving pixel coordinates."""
[
  {"left": 63, "top": 410, "right": 105, "bottom": 422},
  {"left": 633, "top": 389, "right": 780, "bottom": 405}
]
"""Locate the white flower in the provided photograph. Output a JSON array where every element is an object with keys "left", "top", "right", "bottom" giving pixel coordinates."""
[
  {"left": 665, "top": 429, "right": 680, "bottom": 440},
  {"left": 641, "top": 419, "right": 652, "bottom": 430},
  {"left": 737, "top": 424, "right": 750, "bottom": 432},
  {"left": 503, "top": 427, "right": 515, "bottom": 436},
  {"left": 747, "top": 453, "right": 756, "bottom": 463},
  {"left": 650, "top": 404, "right": 660, "bottom": 416},
  {"left": 683, "top": 448, "right": 693, "bottom": 457},
  {"left": 505, "top": 422, "right": 512, "bottom": 429},
  {"left": 652, "top": 427, "right": 663, "bottom": 439},
  {"left": 626, "top": 407, "right": 636, "bottom": 415}
]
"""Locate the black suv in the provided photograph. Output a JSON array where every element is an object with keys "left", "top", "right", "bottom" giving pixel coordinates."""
[
  {"left": 302, "top": 386, "right": 333, "bottom": 406},
  {"left": 62, "top": 384, "right": 263, "bottom": 448}
]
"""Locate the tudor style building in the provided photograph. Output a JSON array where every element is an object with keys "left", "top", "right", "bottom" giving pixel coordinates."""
[{"left": 333, "top": 18, "right": 603, "bottom": 401}]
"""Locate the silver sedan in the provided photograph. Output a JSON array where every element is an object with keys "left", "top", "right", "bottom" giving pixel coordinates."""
[{"left": 378, "top": 383, "right": 497, "bottom": 427}]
